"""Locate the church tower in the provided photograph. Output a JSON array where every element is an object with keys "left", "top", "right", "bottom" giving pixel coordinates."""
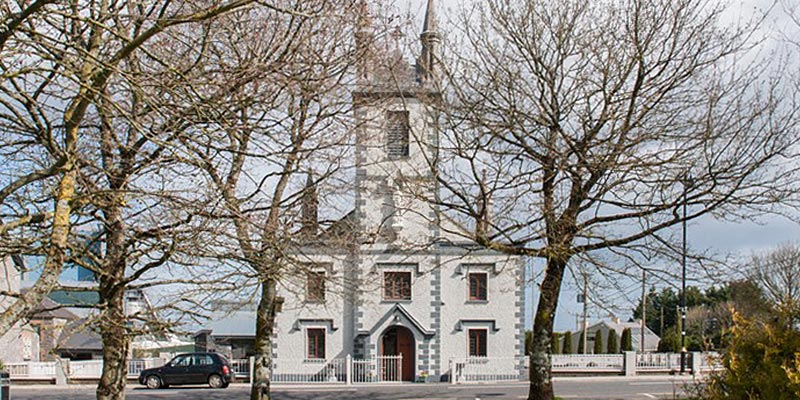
[{"left": 354, "top": 0, "right": 441, "bottom": 248}]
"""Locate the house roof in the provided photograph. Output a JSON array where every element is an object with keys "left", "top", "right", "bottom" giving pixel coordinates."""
[
  {"left": 57, "top": 320, "right": 102, "bottom": 351},
  {"left": 198, "top": 310, "right": 256, "bottom": 337},
  {"left": 576, "top": 320, "right": 661, "bottom": 351},
  {"left": 31, "top": 297, "right": 80, "bottom": 320}
]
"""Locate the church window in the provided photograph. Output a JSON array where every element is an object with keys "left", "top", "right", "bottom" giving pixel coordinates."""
[
  {"left": 384, "top": 271, "right": 412, "bottom": 300},
  {"left": 468, "top": 329, "right": 488, "bottom": 357},
  {"left": 387, "top": 111, "right": 410, "bottom": 158},
  {"left": 306, "top": 271, "right": 325, "bottom": 303},
  {"left": 307, "top": 328, "right": 326, "bottom": 359},
  {"left": 468, "top": 272, "right": 488, "bottom": 301}
]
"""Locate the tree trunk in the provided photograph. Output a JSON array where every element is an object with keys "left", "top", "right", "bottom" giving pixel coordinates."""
[
  {"left": 96, "top": 190, "right": 129, "bottom": 400},
  {"left": 96, "top": 289, "right": 129, "bottom": 400},
  {"left": 528, "top": 256, "right": 569, "bottom": 400},
  {"left": 251, "top": 277, "right": 279, "bottom": 400}
]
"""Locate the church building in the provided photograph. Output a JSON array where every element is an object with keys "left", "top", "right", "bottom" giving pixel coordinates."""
[{"left": 268, "top": 0, "right": 526, "bottom": 382}]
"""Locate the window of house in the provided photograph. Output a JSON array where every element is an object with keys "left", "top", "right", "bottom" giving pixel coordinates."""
[
  {"left": 306, "top": 271, "right": 325, "bottom": 303},
  {"left": 468, "top": 272, "right": 488, "bottom": 301},
  {"left": 386, "top": 111, "right": 410, "bottom": 158},
  {"left": 383, "top": 271, "right": 412, "bottom": 300},
  {"left": 468, "top": 329, "right": 488, "bottom": 357},
  {"left": 307, "top": 328, "right": 326, "bottom": 359}
]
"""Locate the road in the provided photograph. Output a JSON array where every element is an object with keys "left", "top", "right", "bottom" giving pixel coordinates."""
[{"left": 9, "top": 376, "right": 696, "bottom": 400}]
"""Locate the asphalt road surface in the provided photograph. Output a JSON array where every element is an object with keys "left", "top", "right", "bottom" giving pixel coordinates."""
[{"left": 9, "top": 376, "right": 695, "bottom": 400}]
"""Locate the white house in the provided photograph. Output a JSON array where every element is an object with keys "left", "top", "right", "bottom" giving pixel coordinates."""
[
  {"left": 568, "top": 319, "right": 660, "bottom": 354},
  {"left": 196, "top": 0, "right": 525, "bottom": 383},
  {"left": 0, "top": 255, "right": 40, "bottom": 363}
]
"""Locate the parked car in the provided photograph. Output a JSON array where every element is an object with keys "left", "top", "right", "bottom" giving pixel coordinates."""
[{"left": 138, "top": 352, "right": 234, "bottom": 389}]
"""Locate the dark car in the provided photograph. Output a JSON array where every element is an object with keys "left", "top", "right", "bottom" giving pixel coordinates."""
[{"left": 138, "top": 352, "right": 234, "bottom": 389}]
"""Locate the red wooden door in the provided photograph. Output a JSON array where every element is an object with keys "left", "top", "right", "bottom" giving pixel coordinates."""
[{"left": 396, "top": 328, "right": 415, "bottom": 381}]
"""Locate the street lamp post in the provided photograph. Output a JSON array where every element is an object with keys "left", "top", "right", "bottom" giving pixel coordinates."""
[{"left": 680, "top": 174, "right": 692, "bottom": 374}]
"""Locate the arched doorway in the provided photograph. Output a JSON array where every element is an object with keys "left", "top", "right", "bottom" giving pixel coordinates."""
[{"left": 380, "top": 326, "right": 415, "bottom": 381}]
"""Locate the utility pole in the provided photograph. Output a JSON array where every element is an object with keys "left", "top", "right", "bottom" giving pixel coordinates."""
[
  {"left": 680, "top": 174, "right": 693, "bottom": 374},
  {"left": 582, "top": 272, "right": 588, "bottom": 355},
  {"left": 641, "top": 270, "right": 646, "bottom": 353}
]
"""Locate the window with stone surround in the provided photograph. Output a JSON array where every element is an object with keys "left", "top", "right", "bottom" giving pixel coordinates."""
[
  {"left": 468, "top": 272, "right": 488, "bottom": 301},
  {"left": 306, "top": 271, "right": 325, "bottom": 303},
  {"left": 306, "top": 328, "right": 326, "bottom": 359},
  {"left": 468, "top": 328, "right": 488, "bottom": 357},
  {"left": 383, "top": 271, "right": 412, "bottom": 300}
]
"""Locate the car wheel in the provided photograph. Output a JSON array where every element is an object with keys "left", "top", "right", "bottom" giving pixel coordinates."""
[
  {"left": 221, "top": 382, "right": 229, "bottom": 389},
  {"left": 145, "top": 375, "right": 162, "bottom": 389},
  {"left": 208, "top": 374, "right": 224, "bottom": 389}
]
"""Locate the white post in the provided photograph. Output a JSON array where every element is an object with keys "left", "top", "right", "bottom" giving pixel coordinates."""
[
  {"left": 346, "top": 355, "right": 352, "bottom": 385},
  {"left": 449, "top": 359, "right": 455, "bottom": 384},
  {"left": 249, "top": 356, "right": 255, "bottom": 384},
  {"left": 691, "top": 352, "right": 702, "bottom": 377},
  {"left": 623, "top": 351, "right": 636, "bottom": 376},
  {"left": 55, "top": 357, "right": 69, "bottom": 386}
]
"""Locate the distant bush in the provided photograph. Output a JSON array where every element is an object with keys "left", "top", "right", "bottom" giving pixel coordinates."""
[
  {"left": 562, "top": 331, "right": 573, "bottom": 354},
  {"left": 691, "top": 307, "right": 800, "bottom": 399},
  {"left": 607, "top": 329, "right": 619, "bottom": 353},
  {"left": 593, "top": 330, "right": 604, "bottom": 354},
  {"left": 621, "top": 328, "right": 632, "bottom": 351}
]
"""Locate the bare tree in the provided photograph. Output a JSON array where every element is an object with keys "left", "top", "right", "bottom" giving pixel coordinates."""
[
  {"left": 431, "top": 1, "right": 800, "bottom": 399},
  {"left": 0, "top": 0, "right": 267, "bottom": 345},
  {"left": 748, "top": 244, "right": 800, "bottom": 313},
  {"left": 174, "top": 2, "right": 373, "bottom": 399}
]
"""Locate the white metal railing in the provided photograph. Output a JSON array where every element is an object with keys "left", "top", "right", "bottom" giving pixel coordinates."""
[
  {"left": 352, "top": 355, "right": 402, "bottom": 383},
  {"left": 551, "top": 354, "right": 624, "bottom": 372},
  {"left": 699, "top": 352, "right": 722, "bottom": 371},
  {"left": 271, "top": 358, "right": 348, "bottom": 383},
  {"left": 451, "top": 356, "right": 526, "bottom": 383},
  {"left": 5, "top": 362, "right": 57, "bottom": 379},
  {"left": 69, "top": 360, "right": 104, "bottom": 378},
  {"left": 636, "top": 353, "right": 682, "bottom": 371},
  {"left": 230, "top": 358, "right": 250, "bottom": 378}
]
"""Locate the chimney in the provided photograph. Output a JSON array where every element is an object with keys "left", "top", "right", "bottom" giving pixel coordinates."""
[{"left": 301, "top": 172, "right": 319, "bottom": 238}]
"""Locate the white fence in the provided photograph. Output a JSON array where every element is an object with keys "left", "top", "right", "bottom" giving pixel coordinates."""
[
  {"left": 351, "top": 355, "right": 402, "bottom": 383},
  {"left": 552, "top": 354, "right": 624, "bottom": 373},
  {"left": 4, "top": 362, "right": 57, "bottom": 379},
  {"left": 5, "top": 352, "right": 720, "bottom": 384},
  {"left": 6, "top": 358, "right": 161, "bottom": 381},
  {"left": 451, "top": 356, "right": 525, "bottom": 383},
  {"left": 272, "top": 358, "right": 348, "bottom": 383},
  {"left": 636, "top": 353, "right": 683, "bottom": 372}
]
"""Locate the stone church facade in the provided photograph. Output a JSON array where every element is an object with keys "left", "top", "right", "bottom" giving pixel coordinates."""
[{"left": 270, "top": 0, "right": 525, "bottom": 382}]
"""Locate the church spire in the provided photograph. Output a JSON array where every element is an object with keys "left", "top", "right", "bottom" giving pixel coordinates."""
[{"left": 417, "top": 0, "right": 441, "bottom": 83}]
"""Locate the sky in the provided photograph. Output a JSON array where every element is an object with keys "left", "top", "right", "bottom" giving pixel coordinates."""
[{"left": 400, "top": 0, "right": 800, "bottom": 331}]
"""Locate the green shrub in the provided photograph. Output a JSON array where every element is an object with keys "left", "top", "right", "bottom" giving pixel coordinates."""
[
  {"left": 594, "top": 330, "right": 604, "bottom": 354},
  {"left": 621, "top": 328, "right": 633, "bottom": 351},
  {"left": 694, "top": 308, "right": 800, "bottom": 399},
  {"left": 562, "top": 331, "right": 573, "bottom": 354},
  {"left": 551, "top": 332, "right": 561, "bottom": 354},
  {"left": 577, "top": 331, "right": 586, "bottom": 354},
  {"left": 607, "top": 329, "right": 619, "bottom": 353}
]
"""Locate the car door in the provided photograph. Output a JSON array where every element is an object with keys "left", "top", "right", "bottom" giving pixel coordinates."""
[
  {"left": 161, "top": 355, "right": 191, "bottom": 385},
  {"left": 189, "top": 354, "right": 215, "bottom": 384}
]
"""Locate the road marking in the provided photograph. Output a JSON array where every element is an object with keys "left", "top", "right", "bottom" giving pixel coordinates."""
[{"left": 639, "top": 394, "right": 657, "bottom": 399}]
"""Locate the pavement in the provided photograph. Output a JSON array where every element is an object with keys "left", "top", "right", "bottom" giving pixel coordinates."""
[{"left": 7, "top": 375, "right": 698, "bottom": 399}]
